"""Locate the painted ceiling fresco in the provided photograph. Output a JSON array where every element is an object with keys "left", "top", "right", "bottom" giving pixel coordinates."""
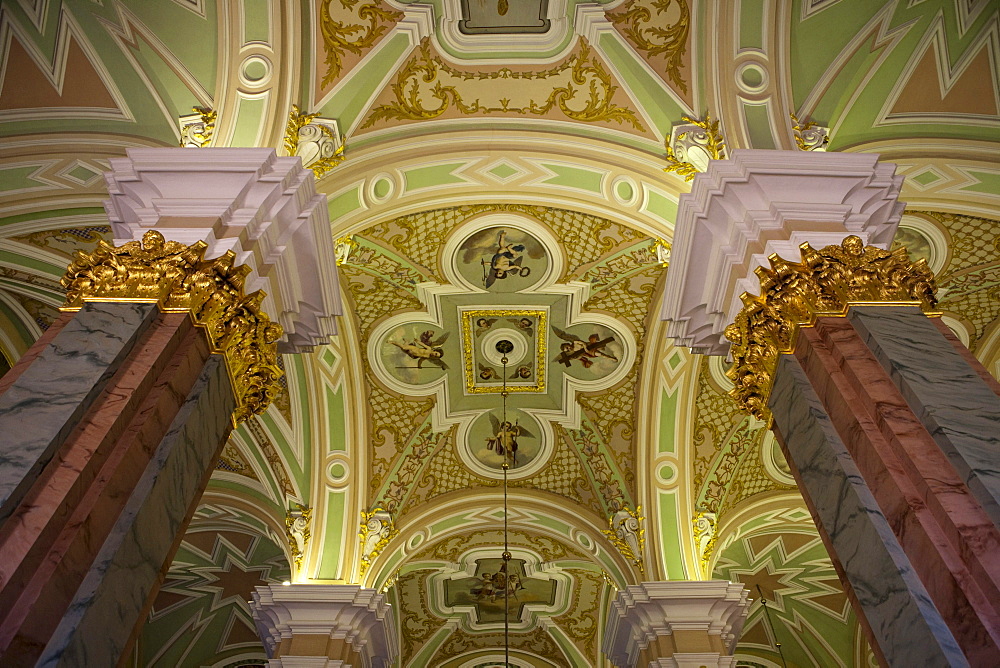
[
  {"left": 0, "top": 0, "right": 998, "bottom": 666},
  {"left": 339, "top": 205, "right": 659, "bottom": 519}
]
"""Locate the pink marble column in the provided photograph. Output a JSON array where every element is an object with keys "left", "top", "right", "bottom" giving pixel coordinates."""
[
  {"left": 0, "top": 305, "right": 236, "bottom": 665},
  {"left": 776, "top": 314, "right": 1000, "bottom": 664},
  {"left": 660, "top": 149, "right": 1000, "bottom": 666},
  {"left": 0, "top": 148, "right": 341, "bottom": 667}
]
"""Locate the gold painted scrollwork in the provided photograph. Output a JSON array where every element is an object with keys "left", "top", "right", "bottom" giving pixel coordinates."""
[
  {"left": 320, "top": 0, "right": 403, "bottom": 87},
  {"left": 60, "top": 230, "right": 284, "bottom": 424},
  {"left": 725, "top": 236, "right": 938, "bottom": 422},
  {"left": 362, "top": 39, "right": 644, "bottom": 131},
  {"left": 608, "top": 0, "right": 690, "bottom": 92}
]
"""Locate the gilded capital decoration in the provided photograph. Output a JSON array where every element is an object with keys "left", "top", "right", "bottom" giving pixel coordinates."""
[
  {"left": 284, "top": 104, "right": 346, "bottom": 177},
  {"left": 651, "top": 238, "right": 671, "bottom": 267},
  {"left": 335, "top": 235, "right": 359, "bottom": 265},
  {"left": 286, "top": 504, "right": 312, "bottom": 572},
  {"left": 60, "top": 230, "right": 284, "bottom": 424},
  {"left": 725, "top": 236, "right": 938, "bottom": 421},
  {"left": 790, "top": 112, "right": 829, "bottom": 151},
  {"left": 603, "top": 506, "right": 645, "bottom": 573},
  {"left": 693, "top": 510, "right": 717, "bottom": 576},
  {"left": 359, "top": 507, "right": 397, "bottom": 579},
  {"left": 663, "top": 114, "right": 726, "bottom": 180},
  {"left": 178, "top": 106, "right": 216, "bottom": 148}
]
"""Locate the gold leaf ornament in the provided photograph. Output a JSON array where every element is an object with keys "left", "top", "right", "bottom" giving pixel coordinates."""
[
  {"left": 320, "top": 0, "right": 403, "bottom": 87},
  {"left": 790, "top": 112, "right": 830, "bottom": 151},
  {"left": 284, "top": 104, "right": 346, "bottom": 177},
  {"left": 602, "top": 506, "right": 645, "bottom": 572},
  {"left": 663, "top": 113, "right": 726, "bottom": 180},
  {"left": 362, "top": 40, "right": 644, "bottom": 131},
  {"left": 178, "top": 106, "right": 217, "bottom": 148},
  {"left": 358, "top": 507, "right": 398, "bottom": 579},
  {"left": 608, "top": 0, "right": 690, "bottom": 92},
  {"left": 286, "top": 505, "right": 312, "bottom": 571},
  {"left": 725, "top": 236, "right": 938, "bottom": 422},
  {"left": 60, "top": 230, "right": 284, "bottom": 424}
]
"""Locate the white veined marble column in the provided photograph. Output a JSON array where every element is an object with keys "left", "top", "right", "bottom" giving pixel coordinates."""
[
  {"left": 0, "top": 148, "right": 341, "bottom": 667},
  {"left": 660, "top": 148, "right": 1000, "bottom": 667}
]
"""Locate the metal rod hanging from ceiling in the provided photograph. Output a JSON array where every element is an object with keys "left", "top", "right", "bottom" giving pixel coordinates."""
[{"left": 498, "top": 339, "right": 513, "bottom": 666}]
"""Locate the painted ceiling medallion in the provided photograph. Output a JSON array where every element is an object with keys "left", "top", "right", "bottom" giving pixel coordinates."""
[
  {"left": 368, "top": 215, "right": 635, "bottom": 480},
  {"left": 427, "top": 547, "right": 573, "bottom": 632}
]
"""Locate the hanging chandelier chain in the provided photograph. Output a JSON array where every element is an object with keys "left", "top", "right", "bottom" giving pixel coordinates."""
[{"left": 501, "top": 350, "right": 510, "bottom": 666}]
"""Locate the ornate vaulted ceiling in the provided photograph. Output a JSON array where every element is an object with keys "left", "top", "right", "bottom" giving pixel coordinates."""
[{"left": 0, "top": 0, "right": 998, "bottom": 666}]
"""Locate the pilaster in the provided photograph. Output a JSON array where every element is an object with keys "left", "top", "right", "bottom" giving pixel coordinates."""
[
  {"left": 603, "top": 581, "right": 749, "bottom": 667},
  {"left": 252, "top": 584, "right": 398, "bottom": 667}
]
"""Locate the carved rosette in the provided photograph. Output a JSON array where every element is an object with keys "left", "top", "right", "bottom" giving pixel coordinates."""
[
  {"left": 602, "top": 506, "right": 645, "bottom": 573},
  {"left": 725, "top": 235, "right": 938, "bottom": 421},
  {"left": 60, "top": 230, "right": 284, "bottom": 424}
]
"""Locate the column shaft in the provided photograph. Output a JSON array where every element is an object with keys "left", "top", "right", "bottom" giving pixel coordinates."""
[
  {"left": 0, "top": 304, "right": 236, "bottom": 666},
  {"left": 768, "top": 307, "right": 1000, "bottom": 666}
]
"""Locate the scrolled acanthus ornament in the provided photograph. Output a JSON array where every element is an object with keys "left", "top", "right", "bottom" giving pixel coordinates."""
[
  {"left": 60, "top": 230, "right": 284, "bottom": 424},
  {"left": 603, "top": 506, "right": 645, "bottom": 573},
  {"left": 693, "top": 510, "right": 717, "bottom": 577},
  {"left": 663, "top": 114, "right": 726, "bottom": 181},
  {"left": 358, "top": 507, "right": 397, "bottom": 580},
  {"left": 725, "top": 235, "right": 938, "bottom": 422},
  {"left": 286, "top": 504, "right": 312, "bottom": 573}
]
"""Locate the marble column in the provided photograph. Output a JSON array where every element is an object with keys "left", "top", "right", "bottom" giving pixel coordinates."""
[
  {"left": 251, "top": 584, "right": 398, "bottom": 667},
  {"left": 767, "top": 306, "right": 1000, "bottom": 666},
  {"left": 661, "top": 149, "right": 1000, "bottom": 666},
  {"left": 603, "top": 581, "right": 750, "bottom": 667},
  {"left": 0, "top": 148, "right": 341, "bottom": 666}
]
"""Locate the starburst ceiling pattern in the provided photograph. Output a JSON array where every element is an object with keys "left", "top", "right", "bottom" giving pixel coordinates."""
[
  {"left": 712, "top": 507, "right": 877, "bottom": 668},
  {"left": 138, "top": 507, "right": 290, "bottom": 667}
]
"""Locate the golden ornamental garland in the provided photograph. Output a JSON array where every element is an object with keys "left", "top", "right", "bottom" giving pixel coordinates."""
[
  {"left": 725, "top": 235, "right": 937, "bottom": 422},
  {"left": 60, "top": 230, "right": 284, "bottom": 424}
]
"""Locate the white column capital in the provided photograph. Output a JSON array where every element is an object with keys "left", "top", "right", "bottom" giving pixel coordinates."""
[
  {"left": 103, "top": 147, "right": 341, "bottom": 352},
  {"left": 251, "top": 584, "right": 397, "bottom": 668},
  {"left": 604, "top": 580, "right": 750, "bottom": 668},
  {"left": 661, "top": 149, "right": 904, "bottom": 355}
]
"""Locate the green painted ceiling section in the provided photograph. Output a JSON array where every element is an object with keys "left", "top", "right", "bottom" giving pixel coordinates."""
[
  {"left": 789, "top": 0, "right": 999, "bottom": 148},
  {"left": 136, "top": 508, "right": 289, "bottom": 668},
  {"left": 0, "top": 0, "right": 219, "bottom": 143}
]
